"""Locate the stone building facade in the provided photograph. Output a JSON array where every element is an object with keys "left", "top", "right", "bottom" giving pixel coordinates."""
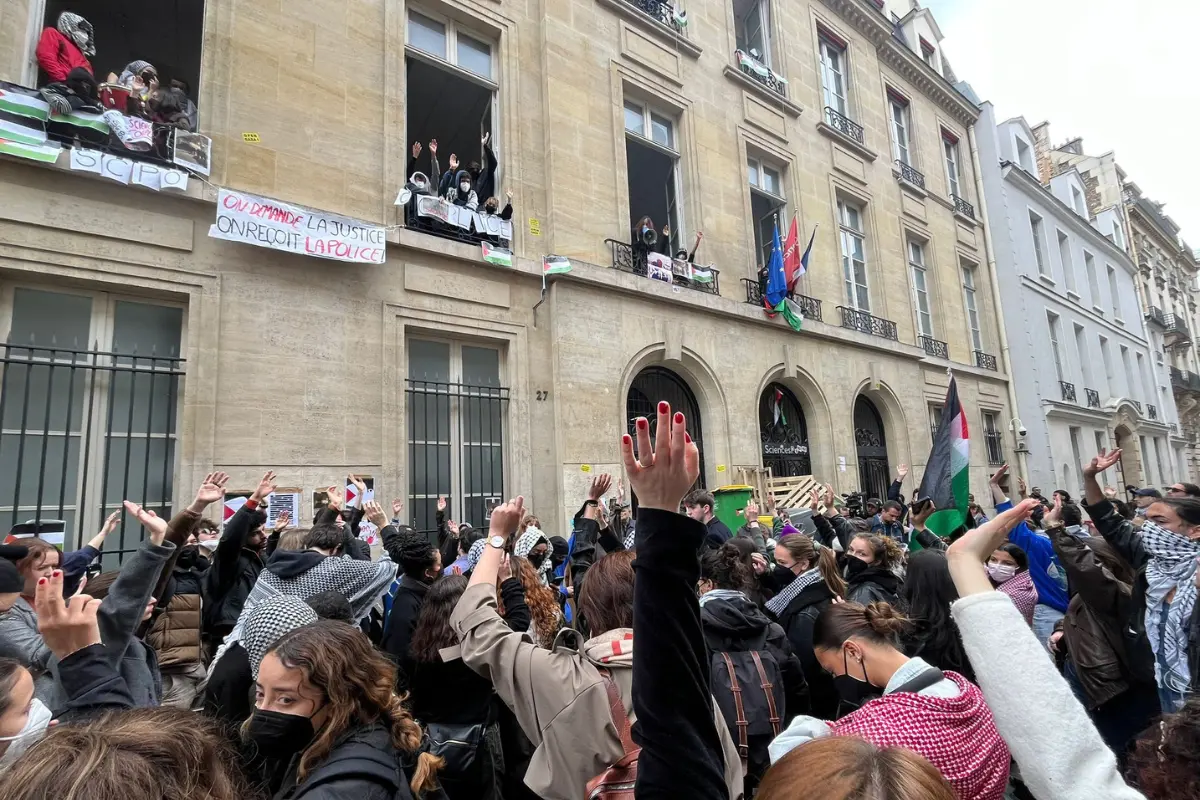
[{"left": 0, "top": 0, "right": 1013, "bottom": 553}]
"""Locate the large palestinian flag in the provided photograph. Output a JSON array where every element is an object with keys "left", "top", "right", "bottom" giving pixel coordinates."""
[{"left": 918, "top": 376, "right": 969, "bottom": 538}]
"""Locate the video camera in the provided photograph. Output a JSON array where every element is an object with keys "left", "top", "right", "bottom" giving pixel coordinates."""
[{"left": 841, "top": 491, "right": 868, "bottom": 519}]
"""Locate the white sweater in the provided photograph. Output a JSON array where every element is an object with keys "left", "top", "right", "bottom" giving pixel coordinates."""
[{"left": 951, "top": 591, "right": 1146, "bottom": 800}]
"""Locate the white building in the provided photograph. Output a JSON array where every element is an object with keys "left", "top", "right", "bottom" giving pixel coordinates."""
[{"left": 976, "top": 103, "right": 1183, "bottom": 493}]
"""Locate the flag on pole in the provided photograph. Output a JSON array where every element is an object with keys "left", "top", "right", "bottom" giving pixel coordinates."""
[
  {"left": 543, "top": 255, "right": 572, "bottom": 275},
  {"left": 764, "top": 220, "right": 787, "bottom": 309},
  {"left": 772, "top": 388, "right": 788, "bottom": 426},
  {"left": 918, "top": 376, "right": 970, "bottom": 539},
  {"left": 792, "top": 226, "right": 817, "bottom": 287},
  {"left": 782, "top": 216, "right": 800, "bottom": 287}
]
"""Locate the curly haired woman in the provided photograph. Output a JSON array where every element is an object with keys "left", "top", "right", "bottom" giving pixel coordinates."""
[{"left": 510, "top": 555, "right": 564, "bottom": 649}]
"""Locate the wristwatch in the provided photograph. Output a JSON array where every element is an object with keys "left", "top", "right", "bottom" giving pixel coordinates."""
[{"left": 488, "top": 535, "right": 506, "bottom": 550}]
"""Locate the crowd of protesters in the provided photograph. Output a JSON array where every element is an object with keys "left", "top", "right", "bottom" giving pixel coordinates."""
[{"left": 0, "top": 402, "right": 1196, "bottom": 798}]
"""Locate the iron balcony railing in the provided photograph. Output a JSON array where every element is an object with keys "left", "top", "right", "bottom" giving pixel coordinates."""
[
  {"left": 1146, "top": 305, "right": 1168, "bottom": 329},
  {"left": 606, "top": 239, "right": 720, "bottom": 296},
  {"left": 974, "top": 350, "right": 998, "bottom": 371},
  {"left": 837, "top": 307, "right": 898, "bottom": 340},
  {"left": 1132, "top": 399, "right": 1143, "bottom": 414},
  {"left": 984, "top": 431, "right": 1004, "bottom": 466},
  {"left": 626, "top": 0, "right": 686, "bottom": 30},
  {"left": 1164, "top": 313, "right": 1192, "bottom": 344},
  {"left": 824, "top": 107, "right": 865, "bottom": 145},
  {"left": 741, "top": 280, "right": 822, "bottom": 321},
  {"left": 896, "top": 161, "right": 925, "bottom": 190},
  {"left": 1085, "top": 388, "right": 1101, "bottom": 409},
  {"left": 735, "top": 51, "right": 787, "bottom": 95},
  {"left": 953, "top": 194, "right": 975, "bottom": 219},
  {"left": 1059, "top": 381, "right": 1077, "bottom": 403},
  {"left": 1149, "top": 404, "right": 1158, "bottom": 420},
  {"left": 918, "top": 335, "right": 948, "bottom": 359},
  {"left": 1170, "top": 423, "right": 1179, "bottom": 434}
]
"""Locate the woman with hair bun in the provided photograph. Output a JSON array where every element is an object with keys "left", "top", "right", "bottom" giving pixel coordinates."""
[{"left": 767, "top": 601, "right": 1010, "bottom": 800}]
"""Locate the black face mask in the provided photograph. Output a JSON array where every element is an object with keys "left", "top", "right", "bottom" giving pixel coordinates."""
[
  {"left": 770, "top": 563, "right": 797, "bottom": 589},
  {"left": 247, "top": 708, "right": 317, "bottom": 761},
  {"left": 833, "top": 648, "right": 880, "bottom": 718},
  {"left": 844, "top": 556, "right": 870, "bottom": 580},
  {"left": 528, "top": 552, "right": 546, "bottom": 569}
]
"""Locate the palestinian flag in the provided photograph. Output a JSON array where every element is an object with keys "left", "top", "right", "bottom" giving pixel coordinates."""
[
  {"left": 0, "top": 138, "right": 61, "bottom": 163},
  {"left": 918, "top": 376, "right": 969, "bottom": 538},
  {"left": 772, "top": 297, "right": 803, "bottom": 332},
  {"left": 0, "top": 109, "right": 47, "bottom": 146},
  {"left": 543, "top": 255, "right": 571, "bottom": 275},
  {"left": 49, "top": 109, "right": 109, "bottom": 135},
  {"left": 481, "top": 242, "right": 512, "bottom": 266},
  {"left": 0, "top": 84, "right": 50, "bottom": 122},
  {"left": 772, "top": 388, "right": 788, "bottom": 426},
  {"left": 690, "top": 265, "right": 714, "bottom": 283}
]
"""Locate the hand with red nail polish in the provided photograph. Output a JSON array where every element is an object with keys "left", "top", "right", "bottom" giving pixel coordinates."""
[
  {"left": 34, "top": 568, "right": 102, "bottom": 660},
  {"left": 620, "top": 399, "right": 700, "bottom": 513}
]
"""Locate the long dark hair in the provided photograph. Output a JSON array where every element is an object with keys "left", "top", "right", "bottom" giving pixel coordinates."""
[
  {"left": 897, "top": 550, "right": 972, "bottom": 678},
  {"left": 700, "top": 542, "right": 752, "bottom": 592},
  {"left": 410, "top": 575, "right": 468, "bottom": 663}
]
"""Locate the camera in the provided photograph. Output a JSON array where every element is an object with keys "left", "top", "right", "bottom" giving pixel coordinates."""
[
  {"left": 1017, "top": 425, "right": 1028, "bottom": 438},
  {"left": 638, "top": 225, "right": 657, "bottom": 246},
  {"left": 841, "top": 491, "right": 867, "bottom": 519}
]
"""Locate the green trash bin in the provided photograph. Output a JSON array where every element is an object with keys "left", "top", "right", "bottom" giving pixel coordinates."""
[{"left": 713, "top": 485, "right": 754, "bottom": 535}]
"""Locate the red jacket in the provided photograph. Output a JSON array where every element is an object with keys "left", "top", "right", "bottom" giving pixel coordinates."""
[{"left": 35, "top": 28, "right": 93, "bottom": 83}]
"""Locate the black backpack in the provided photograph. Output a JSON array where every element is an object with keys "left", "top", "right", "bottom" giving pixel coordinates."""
[{"left": 709, "top": 640, "right": 784, "bottom": 785}]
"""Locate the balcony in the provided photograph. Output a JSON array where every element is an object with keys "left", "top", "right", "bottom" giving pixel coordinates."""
[
  {"left": 1145, "top": 305, "right": 1168, "bottom": 329},
  {"left": 974, "top": 350, "right": 998, "bottom": 371},
  {"left": 952, "top": 194, "right": 975, "bottom": 220},
  {"left": 984, "top": 431, "right": 1004, "bottom": 466},
  {"left": 1164, "top": 314, "right": 1192, "bottom": 348},
  {"left": 625, "top": 0, "right": 686, "bottom": 31},
  {"left": 823, "top": 107, "right": 865, "bottom": 146},
  {"left": 896, "top": 161, "right": 926, "bottom": 191},
  {"left": 837, "top": 307, "right": 898, "bottom": 341},
  {"left": 918, "top": 335, "right": 948, "bottom": 359},
  {"left": 1059, "top": 381, "right": 1077, "bottom": 403},
  {"left": 742, "top": 280, "right": 822, "bottom": 321},
  {"left": 1171, "top": 366, "right": 1185, "bottom": 387},
  {"left": 1085, "top": 387, "right": 1101, "bottom": 409},
  {"left": 1138, "top": 255, "right": 1152, "bottom": 276},
  {"left": 734, "top": 49, "right": 787, "bottom": 96},
  {"left": 606, "top": 239, "right": 719, "bottom": 295},
  {"left": 1132, "top": 399, "right": 1143, "bottom": 414},
  {"left": 1149, "top": 404, "right": 1158, "bottom": 420}
]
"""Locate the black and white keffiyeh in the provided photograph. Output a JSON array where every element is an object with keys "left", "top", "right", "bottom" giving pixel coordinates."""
[
  {"left": 1141, "top": 521, "right": 1200, "bottom": 693},
  {"left": 766, "top": 564, "right": 826, "bottom": 616},
  {"left": 515, "top": 527, "right": 553, "bottom": 585},
  {"left": 56, "top": 12, "right": 95, "bottom": 57},
  {"left": 243, "top": 596, "right": 318, "bottom": 678},
  {"left": 466, "top": 538, "right": 487, "bottom": 572}
]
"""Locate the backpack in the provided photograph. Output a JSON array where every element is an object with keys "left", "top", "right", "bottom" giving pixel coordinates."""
[
  {"left": 585, "top": 669, "right": 640, "bottom": 799},
  {"left": 709, "top": 644, "right": 784, "bottom": 781}
]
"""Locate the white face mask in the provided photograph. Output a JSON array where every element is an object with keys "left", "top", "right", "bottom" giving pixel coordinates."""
[
  {"left": 198, "top": 538, "right": 220, "bottom": 553},
  {"left": 986, "top": 562, "right": 1017, "bottom": 584},
  {"left": 0, "top": 698, "right": 52, "bottom": 768},
  {"left": 460, "top": 183, "right": 471, "bottom": 193}
]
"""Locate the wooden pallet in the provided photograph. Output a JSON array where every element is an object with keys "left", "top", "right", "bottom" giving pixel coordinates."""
[{"left": 735, "top": 467, "right": 822, "bottom": 512}]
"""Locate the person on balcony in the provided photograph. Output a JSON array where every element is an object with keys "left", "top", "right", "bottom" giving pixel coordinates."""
[
  {"left": 39, "top": 67, "right": 100, "bottom": 117},
  {"left": 446, "top": 169, "right": 479, "bottom": 211},
  {"left": 631, "top": 216, "right": 670, "bottom": 274},
  {"left": 35, "top": 11, "right": 95, "bottom": 83}
]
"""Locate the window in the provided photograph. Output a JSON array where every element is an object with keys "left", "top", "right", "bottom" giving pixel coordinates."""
[
  {"left": 908, "top": 240, "right": 933, "bottom": 336},
  {"left": 1084, "top": 251, "right": 1100, "bottom": 307},
  {"left": 1057, "top": 231, "right": 1076, "bottom": 294},
  {"left": 818, "top": 35, "right": 849, "bottom": 117},
  {"left": 928, "top": 404, "right": 944, "bottom": 437},
  {"left": 1121, "top": 345, "right": 1135, "bottom": 398},
  {"left": 0, "top": 287, "right": 184, "bottom": 561},
  {"left": 1099, "top": 335, "right": 1113, "bottom": 398},
  {"left": 734, "top": 0, "right": 770, "bottom": 64},
  {"left": 983, "top": 412, "right": 1003, "bottom": 466},
  {"left": 406, "top": 339, "right": 507, "bottom": 532},
  {"left": 1047, "top": 312, "right": 1065, "bottom": 382},
  {"left": 1030, "top": 211, "right": 1048, "bottom": 277},
  {"left": 407, "top": 10, "right": 494, "bottom": 79},
  {"left": 625, "top": 98, "right": 683, "bottom": 254},
  {"left": 1153, "top": 437, "right": 1166, "bottom": 486},
  {"left": 838, "top": 199, "right": 869, "bottom": 311},
  {"left": 1074, "top": 323, "right": 1091, "bottom": 388},
  {"left": 1071, "top": 185, "right": 1086, "bottom": 217},
  {"left": 1069, "top": 427, "right": 1084, "bottom": 489},
  {"left": 962, "top": 265, "right": 983, "bottom": 352},
  {"left": 748, "top": 156, "right": 785, "bottom": 271},
  {"left": 1139, "top": 435, "right": 1149, "bottom": 480},
  {"left": 888, "top": 95, "right": 911, "bottom": 165},
  {"left": 1137, "top": 352, "right": 1149, "bottom": 400},
  {"left": 1094, "top": 430, "right": 1110, "bottom": 487},
  {"left": 1015, "top": 136, "right": 1034, "bottom": 173},
  {"left": 943, "top": 133, "right": 961, "bottom": 198},
  {"left": 920, "top": 39, "right": 937, "bottom": 69},
  {"left": 1107, "top": 265, "right": 1121, "bottom": 318},
  {"left": 1112, "top": 220, "right": 1125, "bottom": 249}
]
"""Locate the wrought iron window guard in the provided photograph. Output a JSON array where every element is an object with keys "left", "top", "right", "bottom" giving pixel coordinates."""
[
  {"left": 605, "top": 239, "right": 720, "bottom": 295},
  {"left": 918, "top": 335, "right": 948, "bottom": 358},
  {"left": 837, "top": 306, "right": 898, "bottom": 340},
  {"left": 823, "top": 107, "right": 864, "bottom": 145}
]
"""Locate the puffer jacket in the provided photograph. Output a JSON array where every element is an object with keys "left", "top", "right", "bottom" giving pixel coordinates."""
[{"left": 147, "top": 592, "right": 203, "bottom": 669}]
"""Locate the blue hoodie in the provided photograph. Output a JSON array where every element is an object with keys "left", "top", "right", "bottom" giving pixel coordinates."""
[{"left": 995, "top": 499, "right": 1069, "bottom": 613}]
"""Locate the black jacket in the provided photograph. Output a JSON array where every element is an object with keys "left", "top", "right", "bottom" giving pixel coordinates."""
[
  {"left": 773, "top": 581, "right": 838, "bottom": 720},
  {"left": 846, "top": 565, "right": 900, "bottom": 606},
  {"left": 205, "top": 503, "right": 266, "bottom": 634},
  {"left": 381, "top": 575, "right": 431, "bottom": 691},
  {"left": 700, "top": 594, "right": 808, "bottom": 722},
  {"left": 409, "top": 655, "right": 496, "bottom": 726},
  {"left": 55, "top": 643, "right": 137, "bottom": 722},
  {"left": 275, "top": 722, "right": 417, "bottom": 800},
  {"left": 202, "top": 642, "right": 253, "bottom": 731},
  {"left": 703, "top": 517, "right": 734, "bottom": 550}
]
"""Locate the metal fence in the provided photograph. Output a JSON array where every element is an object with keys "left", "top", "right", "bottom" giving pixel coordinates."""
[{"left": 0, "top": 337, "right": 184, "bottom": 564}]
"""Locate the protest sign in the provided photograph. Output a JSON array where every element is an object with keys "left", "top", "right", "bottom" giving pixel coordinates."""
[
  {"left": 415, "top": 196, "right": 514, "bottom": 240},
  {"left": 265, "top": 489, "right": 303, "bottom": 529},
  {"left": 67, "top": 148, "right": 189, "bottom": 190},
  {"left": 223, "top": 491, "right": 253, "bottom": 522},
  {"left": 172, "top": 129, "right": 211, "bottom": 175},
  {"left": 209, "top": 189, "right": 387, "bottom": 264},
  {"left": 345, "top": 476, "right": 375, "bottom": 507},
  {"left": 646, "top": 252, "right": 674, "bottom": 283}
]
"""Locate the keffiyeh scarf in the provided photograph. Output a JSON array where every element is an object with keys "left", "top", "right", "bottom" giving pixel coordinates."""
[
  {"left": 1141, "top": 521, "right": 1200, "bottom": 693},
  {"left": 466, "top": 538, "right": 487, "bottom": 573},
  {"left": 242, "top": 596, "right": 318, "bottom": 678},
  {"left": 765, "top": 564, "right": 824, "bottom": 616},
  {"left": 57, "top": 12, "right": 95, "bottom": 57},
  {"left": 515, "top": 527, "right": 553, "bottom": 585},
  {"left": 119, "top": 60, "right": 155, "bottom": 88},
  {"left": 996, "top": 570, "right": 1038, "bottom": 627}
]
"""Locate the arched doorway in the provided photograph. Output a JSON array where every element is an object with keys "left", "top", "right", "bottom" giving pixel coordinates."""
[
  {"left": 627, "top": 366, "right": 705, "bottom": 488},
  {"left": 854, "top": 396, "right": 890, "bottom": 500},
  {"left": 760, "top": 383, "right": 810, "bottom": 476}
]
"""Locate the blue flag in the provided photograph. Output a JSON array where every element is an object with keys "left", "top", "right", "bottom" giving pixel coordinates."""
[{"left": 764, "top": 220, "right": 787, "bottom": 309}]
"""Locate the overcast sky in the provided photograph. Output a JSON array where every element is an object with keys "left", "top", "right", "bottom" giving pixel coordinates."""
[{"left": 925, "top": 0, "right": 1200, "bottom": 247}]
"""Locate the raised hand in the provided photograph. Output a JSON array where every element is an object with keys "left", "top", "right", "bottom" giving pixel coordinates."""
[
  {"left": 252, "top": 470, "right": 278, "bottom": 502},
  {"left": 192, "top": 471, "right": 229, "bottom": 512},
  {"left": 497, "top": 553, "right": 512, "bottom": 582},
  {"left": 588, "top": 474, "right": 613, "bottom": 501},
  {"left": 363, "top": 500, "right": 388, "bottom": 529},
  {"left": 1084, "top": 448, "right": 1122, "bottom": 477},
  {"left": 429, "top": 138, "right": 437, "bottom": 155},
  {"left": 437, "top": 495, "right": 447, "bottom": 513},
  {"left": 1044, "top": 495, "right": 1063, "bottom": 525},
  {"left": 392, "top": 498, "right": 404, "bottom": 518},
  {"left": 411, "top": 141, "right": 422, "bottom": 159},
  {"left": 745, "top": 500, "right": 760, "bottom": 522},
  {"left": 989, "top": 464, "right": 1009, "bottom": 486},
  {"left": 273, "top": 511, "right": 291, "bottom": 532},
  {"left": 506, "top": 188, "right": 513, "bottom": 200},
  {"left": 99, "top": 511, "right": 120, "bottom": 537},
  {"left": 490, "top": 497, "right": 526, "bottom": 539},
  {"left": 620, "top": 400, "right": 699, "bottom": 513},
  {"left": 449, "top": 154, "right": 459, "bottom": 171},
  {"left": 448, "top": 520, "right": 460, "bottom": 536},
  {"left": 897, "top": 463, "right": 910, "bottom": 480},
  {"left": 482, "top": 131, "right": 490, "bottom": 146},
  {"left": 123, "top": 500, "right": 168, "bottom": 545},
  {"left": 808, "top": 489, "right": 821, "bottom": 512},
  {"left": 1017, "top": 476, "right": 1028, "bottom": 497},
  {"left": 35, "top": 570, "right": 101, "bottom": 660},
  {"left": 348, "top": 474, "right": 367, "bottom": 507},
  {"left": 326, "top": 485, "right": 344, "bottom": 512}
]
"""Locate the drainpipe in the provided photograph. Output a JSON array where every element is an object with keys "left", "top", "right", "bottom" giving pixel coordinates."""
[{"left": 968, "top": 123, "right": 1029, "bottom": 485}]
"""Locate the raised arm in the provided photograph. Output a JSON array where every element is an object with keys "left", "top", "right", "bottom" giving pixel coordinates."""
[
  {"left": 100, "top": 501, "right": 176, "bottom": 667},
  {"left": 624, "top": 401, "right": 728, "bottom": 800},
  {"left": 1081, "top": 449, "right": 1147, "bottom": 570}
]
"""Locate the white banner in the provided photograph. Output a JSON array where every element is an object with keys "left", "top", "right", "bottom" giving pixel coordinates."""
[
  {"left": 415, "top": 195, "right": 514, "bottom": 240},
  {"left": 209, "top": 188, "right": 386, "bottom": 264},
  {"left": 67, "top": 148, "right": 189, "bottom": 191}
]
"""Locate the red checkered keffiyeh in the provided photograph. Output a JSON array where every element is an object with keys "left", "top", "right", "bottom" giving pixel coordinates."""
[
  {"left": 830, "top": 671, "right": 1010, "bottom": 800},
  {"left": 997, "top": 570, "right": 1038, "bottom": 627}
]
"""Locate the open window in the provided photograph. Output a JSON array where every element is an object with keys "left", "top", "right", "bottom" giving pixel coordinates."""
[
  {"left": 733, "top": 0, "right": 771, "bottom": 64},
  {"left": 35, "top": 0, "right": 204, "bottom": 116},
  {"left": 404, "top": 8, "right": 498, "bottom": 219},
  {"left": 748, "top": 155, "right": 784, "bottom": 272},
  {"left": 624, "top": 97, "right": 683, "bottom": 255}
]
